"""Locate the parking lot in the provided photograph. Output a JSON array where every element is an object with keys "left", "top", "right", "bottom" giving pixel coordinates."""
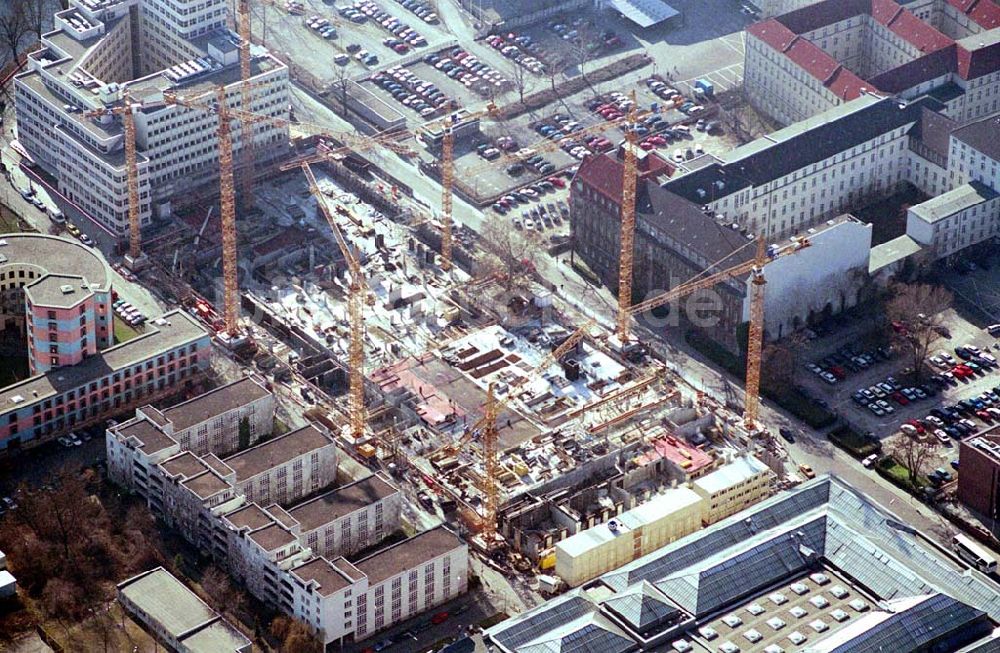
[
  {"left": 254, "top": 0, "right": 456, "bottom": 84},
  {"left": 798, "top": 309, "right": 1000, "bottom": 480},
  {"left": 450, "top": 73, "right": 739, "bottom": 203}
]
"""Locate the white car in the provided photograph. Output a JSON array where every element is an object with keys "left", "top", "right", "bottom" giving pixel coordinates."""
[{"left": 862, "top": 454, "right": 878, "bottom": 468}]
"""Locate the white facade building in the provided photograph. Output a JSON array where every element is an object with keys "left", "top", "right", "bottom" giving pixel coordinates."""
[
  {"left": 751, "top": 216, "right": 874, "bottom": 339},
  {"left": 13, "top": 0, "right": 290, "bottom": 238},
  {"left": 692, "top": 455, "right": 773, "bottom": 525},
  {"left": 286, "top": 474, "right": 403, "bottom": 559},
  {"left": 555, "top": 487, "right": 704, "bottom": 587},
  {"left": 106, "top": 376, "right": 275, "bottom": 489},
  {"left": 744, "top": 0, "right": 1000, "bottom": 128}
]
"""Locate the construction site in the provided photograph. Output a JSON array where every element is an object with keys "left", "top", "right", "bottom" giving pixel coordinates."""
[
  {"left": 0, "top": 0, "right": 798, "bottom": 639},
  {"left": 125, "top": 98, "right": 790, "bottom": 577}
]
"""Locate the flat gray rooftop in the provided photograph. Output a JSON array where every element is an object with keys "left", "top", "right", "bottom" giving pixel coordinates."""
[
  {"left": 287, "top": 474, "right": 398, "bottom": 532},
  {"left": 222, "top": 424, "right": 332, "bottom": 480},
  {"left": 23, "top": 274, "right": 94, "bottom": 309},
  {"left": 163, "top": 376, "right": 270, "bottom": 432},
  {"left": 118, "top": 567, "right": 217, "bottom": 638},
  {"left": 0, "top": 309, "right": 207, "bottom": 416},
  {"left": 0, "top": 234, "right": 109, "bottom": 290}
]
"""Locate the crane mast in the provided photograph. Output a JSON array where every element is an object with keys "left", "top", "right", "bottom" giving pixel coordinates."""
[
  {"left": 237, "top": 0, "right": 255, "bottom": 209},
  {"left": 121, "top": 95, "right": 142, "bottom": 263},
  {"left": 616, "top": 105, "right": 639, "bottom": 341},
  {"left": 481, "top": 383, "right": 500, "bottom": 544},
  {"left": 743, "top": 238, "right": 768, "bottom": 431},
  {"left": 215, "top": 85, "right": 241, "bottom": 337},
  {"left": 301, "top": 162, "right": 367, "bottom": 442},
  {"left": 440, "top": 118, "right": 455, "bottom": 271}
]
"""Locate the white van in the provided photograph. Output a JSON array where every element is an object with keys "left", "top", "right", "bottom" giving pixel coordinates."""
[{"left": 48, "top": 206, "right": 65, "bottom": 223}]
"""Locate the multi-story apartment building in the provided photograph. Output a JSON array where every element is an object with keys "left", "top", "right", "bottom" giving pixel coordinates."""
[
  {"left": 0, "top": 251, "right": 210, "bottom": 452},
  {"left": 106, "top": 375, "right": 275, "bottom": 490},
  {"left": 223, "top": 426, "right": 338, "bottom": 506},
  {"left": 107, "top": 403, "right": 465, "bottom": 646},
  {"left": 160, "top": 376, "right": 275, "bottom": 456},
  {"left": 286, "top": 474, "right": 403, "bottom": 559},
  {"left": 744, "top": 0, "right": 1000, "bottom": 127},
  {"left": 288, "top": 526, "right": 468, "bottom": 645},
  {"left": 13, "top": 0, "right": 290, "bottom": 239}
]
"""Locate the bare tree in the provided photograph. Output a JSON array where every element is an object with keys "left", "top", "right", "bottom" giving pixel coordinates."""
[
  {"left": 0, "top": 4, "right": 29, "bottom": 69},
  {"left": 545, "top": 57, "right": 567, "bottom": 94},
  {"left": 889, "top": 434, "right": 935, "bottom": 486},
  {"left": 511, "top": 63, "right": 527, "bottom": 104},
  {"left": 761, "top": 332, "right": 805, "bottom": 389},
  {"left": 332, "top": 64, "right": 351, "bottom": 113},
  {"left": 477, "top": 216, "right": 540, "bottom": 292},
  {"left": 885, "top": 282, "right": 953, "bottom": 380},
  {"left": 271, "top": 616, "right": 322, "bottom": 653}
]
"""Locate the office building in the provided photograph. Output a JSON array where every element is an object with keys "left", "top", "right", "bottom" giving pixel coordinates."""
[{"left": 13, "top": 0, "right": 290, "bottom": 238}]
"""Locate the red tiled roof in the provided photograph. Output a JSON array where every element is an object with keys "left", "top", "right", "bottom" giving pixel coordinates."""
[
  {"left": 746, "top": 19, "right": 797, "bottom": 51},
  {"left": 825, "top": 66, "right": 869, "bottom": 100},
  {"left": 748, "top": 20, "right": 870, "bottom": 99},
  {"left": 949, "top": 0, "right": 1000, "bottom": 30},
  {"left": 872, "top": 0, "right": 954, "bottom": 53},
  {"left": 574, "top": 150, "right": 673, "bottom": 206}
]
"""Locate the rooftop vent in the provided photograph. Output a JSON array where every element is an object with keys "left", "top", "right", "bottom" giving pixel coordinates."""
[
  {"left": 10, "top": 395, "right": 24, "bottom": 404},
  {"left": 60, "top": 284, "right": 75, "bottom": 294}
]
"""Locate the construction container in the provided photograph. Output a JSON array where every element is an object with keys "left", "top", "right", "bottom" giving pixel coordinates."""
[{"left": 357, "top": 443, "right": 377, "bottom": 458}]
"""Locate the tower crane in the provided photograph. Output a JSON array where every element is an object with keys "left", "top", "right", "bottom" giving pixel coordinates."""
[
  {"left": 161, "top": 87, "right": 412, "bottom": 338},
  {"left": 237, "top": 0, "right": 255, "bottom": 210},
  {"left": 616, "top": 101, "right": 640, "bottom": 342},
  {"left": 163, "top": 87, "right": 271, "bottom": 337},
  {"left": 622, "top": 236, "right": 811, "bottom": 430},
  {"left": 84, "top": 93, "right": 143, "bottom": 265},
  {"left": 437, "top": 318, "right": 595, "bottom": 542},
  {"left": 301, "top": 161, "right": 367, "bottom": 443},
  {"left": 419, "top": 103, "right": 498, "bottom": 271}
]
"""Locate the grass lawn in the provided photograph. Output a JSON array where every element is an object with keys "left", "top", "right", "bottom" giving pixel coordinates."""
[
  {"left": 113, "top": 319, "right": 140, "bottom": 345},
  {"left": 0, "top": 205, "right": 24, "bottom": 233},
  {"left": 0, "top": 354, "right": 29, "bottom": 386}
]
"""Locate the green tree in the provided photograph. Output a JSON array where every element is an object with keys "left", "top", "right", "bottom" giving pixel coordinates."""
[{"left": 238, "top": 415, "right": 251, "bottom": 450}]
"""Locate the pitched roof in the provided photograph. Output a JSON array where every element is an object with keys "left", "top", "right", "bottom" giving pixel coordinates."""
[
  {"left": 952, "top": 111, "right": 1000, "bottom": 162},
  {"left": 601, "top": 581, "right": 682, "bottom": 637},
  {"left": 948, "top": 0, "right": 1000, "bottom": 30},
  {"left": 872, "top": 0, "right": 955, "bottom": 53}
]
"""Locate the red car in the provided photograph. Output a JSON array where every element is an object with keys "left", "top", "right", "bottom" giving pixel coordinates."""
[
  {"left": 431, "top": 611, "right": 449, "bottom": 625},
  {"left": 954, "top": 365, "right": 974, "bottom": 378},
  {"left": 978, "top": 409, "right": 994, "bottom": 422},
  {"left": 547, "top": 176, "right": 565, "bottom": 188},
  {"left": 890, "top": 391, "right": 909, "bottom": 406},
  {"left": 905, "top": 419, "right": 925, "bottom": 434}
]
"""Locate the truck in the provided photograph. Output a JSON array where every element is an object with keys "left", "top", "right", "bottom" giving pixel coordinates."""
[{"left": 694, "top": 78, "right": 715, "bottom": 98}]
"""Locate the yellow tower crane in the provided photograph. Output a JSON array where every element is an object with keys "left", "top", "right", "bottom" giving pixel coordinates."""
[
  {"left": 623, "top": 237, "right": 810, "bottom": 431},
  {"left": 436, "top": 319, "right": 595, "bottom": 542},
  {"left": 301, "top": 161, "right": 367, "bottom": 443},
  {"left": 420, "top": 103, "right": 498, "bottom": 271},
  {"left": 616, "top": 101, "right": 640, "bottom": 341}
]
